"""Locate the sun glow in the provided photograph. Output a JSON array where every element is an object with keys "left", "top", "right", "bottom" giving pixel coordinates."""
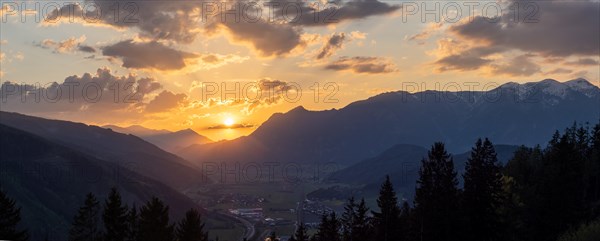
[{"left": 224, "top": 117, "right": 235, "bottom": 127}]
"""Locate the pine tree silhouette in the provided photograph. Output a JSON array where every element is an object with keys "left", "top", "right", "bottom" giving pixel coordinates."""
[
  {"left": 398, "top": 201, "right": 411, "bottom": 241},
  {"left": 414, "top": 142, "right": 461, "bottom": 241},
  {"left": 137, "top": 197, "right": 174, "bottom": 241},
  {"left": 353, "top": 198, "right": 372, "bottom": 241},
  {"left": 313, "top": 212, "right": 340, "bottom": 241},
  {"left": 502, "top": 122, "right": 600, "bottom": 241},
  {"left": 176, "top": 208, "right": 208, "bottom": 241},
  {"left": 103, "top": 187, "right": 129, "bottom": 241},
  {"left": 534, "top": 126, "right": 588, "bottom": 240},
  {"left": 590, "top": 123, "right": 600, "bottom": 213},
  {"left": 0, "top": 188, "right": 29, "bottom": 241},
  {"left": 463, "top": 138, "right": 504, "bottom": 241},
  {"left": 126, "top": 204, "right": 139, "bottom": 241},
  {"left": 372, "top": 175, "right": 401, "bottom": 241},
  {"left": 341, "top": 197, "right": 357, "bottom": 241},
  {"left": 69, "top": 193, "right": 102, "bottom": 241}
]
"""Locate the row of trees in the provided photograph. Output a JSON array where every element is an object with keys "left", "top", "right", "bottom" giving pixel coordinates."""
[
  {"left": 68, "top": 188, "right": 208, "bottom": 241},
  {"left": 288, "top": 122, "right": 600, "bottom": 241},
  {"left": 0, "top": 187, "right": 209, "bottom": 241}
]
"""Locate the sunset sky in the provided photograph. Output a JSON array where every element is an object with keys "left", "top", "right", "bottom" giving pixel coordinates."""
[{"left": 1, "top": 0, "right": 598, "bottom": 140}]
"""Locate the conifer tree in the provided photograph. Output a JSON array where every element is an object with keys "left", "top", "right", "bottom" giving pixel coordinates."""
[
  {"left": 126, "top": 204, "right": 139, "bottom": 241},
  {"left": 582, "top": 122, "right": 600, "bottom": 218},
  {"left": 341, "top": 197, "right": 357, "bottom": 241},
  {"left": 463, "top": 138, "right": 504, "bottom": 241},
  {"left": 137, "top": 197, "right": 174, "bottom": 241},
  {"left": 69, "top": 193, "right": 102, "bottom": 241},
  {"left": 0, "top": 189, "right": 28, "bottom": 241},
  {"left": 176, "top": 208, "right": 208, "bottom": 241},
  {"left": 314, "top": 212, "right": 340, "bottom": 241},
  {"left": 103, "top": 187, "right": 129, "bottom": 241},
  {"left": 353, "top": 198, "right": 372, "bottom": 241},
  {"left": 372, "top": 175, "right": 401, "bottom": 241},
  {"left": 398, "top": 201, "right": 411, "bottom": 241},
  {"left": 413, "top": 142, "right": 461, "bottom": 241},
  {"left": 534, "top": 129, "right": 587, "bottom": 240}
]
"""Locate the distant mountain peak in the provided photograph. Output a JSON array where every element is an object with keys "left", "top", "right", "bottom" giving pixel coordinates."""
[
  {"left": 178, "top": 128, "right": 197, "bottom": 134},
  {"left": 565, "top": 78, "right": 597, "bottom": 89},
  {"left": 532, "top": 79, "right": 569, "bottom": 98},
  {"left": 498, "top": 81, "right": 520, "bottom": 88},
  {"left": 103, "top": 124, "right": 171, "bottom": 136},
  {"left": 289, "top": 105, "right": 308, "bottom": 113},
  {"left": 496, "top": 78, "right": 599, "bottom": 100},
  {"left": 539, "top": 78, "right": 560, "bottom": 84}
]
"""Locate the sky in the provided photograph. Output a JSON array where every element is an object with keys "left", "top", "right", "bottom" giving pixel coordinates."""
[{"left": 1, "top": 0, "right": 599, "bottom": 140}]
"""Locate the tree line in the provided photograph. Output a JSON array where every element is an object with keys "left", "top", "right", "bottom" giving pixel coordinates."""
[
  {"left": 287, "top": 122, "right": 600, "bottom": 241},
  {"left": 70, "top": 188, "right": 209, "bottom": 241},
  {"left": 0, "top": 187, "right": 208, "bottom": 241}
]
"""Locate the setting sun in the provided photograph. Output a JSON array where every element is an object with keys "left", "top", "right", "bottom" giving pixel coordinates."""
[{"left": 224, "top": 118, "right": 235, "bottom": 127}]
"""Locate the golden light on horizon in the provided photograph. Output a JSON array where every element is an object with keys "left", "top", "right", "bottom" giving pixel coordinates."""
[{"left": 224, "top": 117, "right": 235, "bottom": 127}]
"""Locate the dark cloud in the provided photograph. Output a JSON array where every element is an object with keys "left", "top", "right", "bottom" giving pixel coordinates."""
[
  {"left": 449, "top": 0, "right": 599, "bottom": 57},
  {"left": 316, "top": 33, "right": 347, "bottom": 59},
  {"left": 433, "top": 43, "right": 506, "bottom": 72},
  {"left": 435, "top": 55, "right": 491, "bottom": 72},
  {"left": 429, "top": 40, "right": 505, "bottom": 72},
  {"left": 243, "top": 79, "right": 299, "bottom": 112},
  {"left": 211, "top": 0, "right": 398, "bottom": 57},
  {"left": 331, "top": 0, "right": 400, "bottom": 22},
  {"left": 78, "top": 45, "right": 96, "bottom": 53},
  {"left": 45, "top": 0, "right": 398, "bottom": 58},
  {"left": 206, "top": 19, "right": 305, "bottom": 57},
  {"left": 490, "top": 55, "right": 541, "bottom": 77},
  {"left": 325, "top": 56, "right": 398, "bottom": 74},
  {"left": 431, "top": 0, "right": 598, "bottom": 75},
  {"left": 145, "top": 90, "right": 188, "bottom": 113},
  {"left": 565, "top": 58, "right": 599, "bottom": 66},
  {"left": 0, "top": 68, "right": 162, "bottom": 115},
  {"left": 274, "top": 0, "right": 400, "bottom": 26},
  {"left": 211, "top": 79, "right": 299, "bottom": 114},
  {"left": 45, "top": 1, "right": 202, "bottom": 44},
  {"left": 257, "top": 79, "right": 295, "bottom": 92},
  {"left": 102, "top": 40, "right": 198, "bottom": 70}
]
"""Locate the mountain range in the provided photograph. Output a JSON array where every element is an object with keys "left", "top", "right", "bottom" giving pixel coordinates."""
[
  {"left": 103, "top": 125, "right": 213, "bottom": 153},
  {"left": 0, "top": 124, "right": 199, "bottom": 241},
  {"left": 179, "top": 78, "right": 600, "bottom": 168},
  {"left": 0, "top": 112, "right": 210, "bottom": 189},
  {"left": 102, "top": 124, "right": 171, "bottom": 136}
]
